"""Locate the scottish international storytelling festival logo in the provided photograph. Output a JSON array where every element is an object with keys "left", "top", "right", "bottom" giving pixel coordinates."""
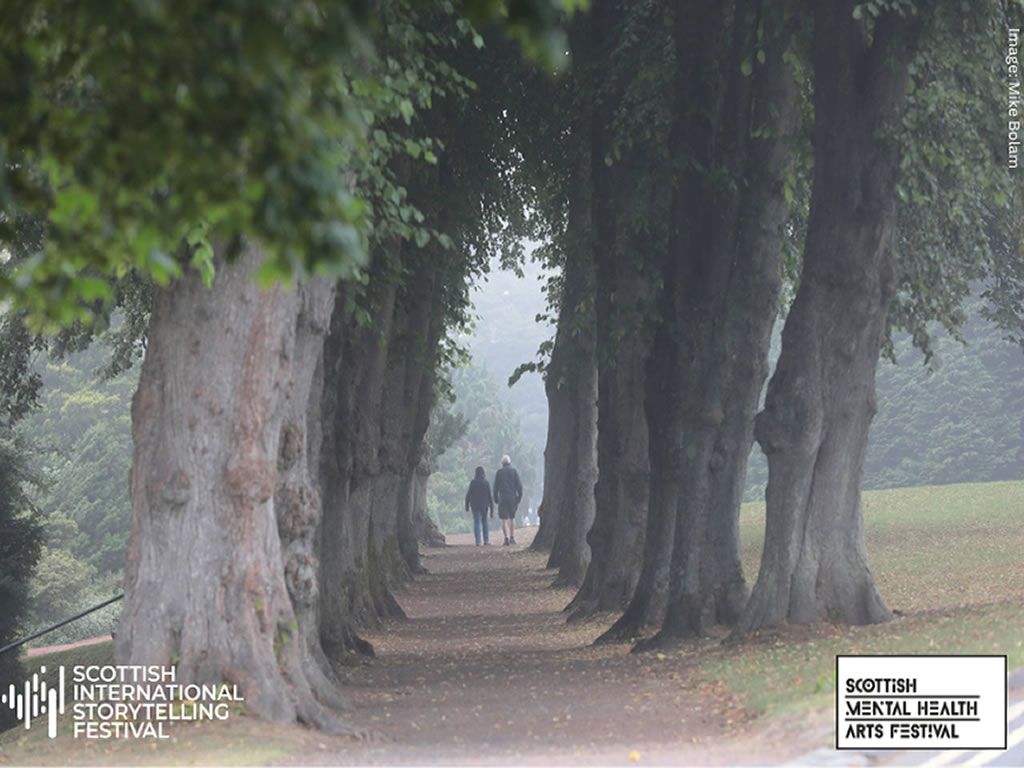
[{"left": 2, "top": 665, "right": 244, "bottom": 739}]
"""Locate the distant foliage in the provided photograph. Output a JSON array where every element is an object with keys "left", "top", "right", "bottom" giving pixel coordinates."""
[
  {"left": 11, "top": 340, "right": 134, "bottom": 645},
  {"left": 745, "top": 303, "right": 1024, "bottom": 499},
  {"left": 0, "top": 429, "right": 45, "bottom": 718},
  {"left": 461, "top": 257, "right": 552, "bottom": 466},
  {"left": 427, "top": 364, "right": 540, "bottom": 534},
  {"left": 866, "top": 311, "right": 1024, "bottom": 490}
]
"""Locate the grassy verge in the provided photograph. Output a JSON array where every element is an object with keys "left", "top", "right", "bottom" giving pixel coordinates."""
[
  {"left": 709, "top": 480, "right": 1024, "bottom": 715},
  {"left": 702, "top": 601, "right": 1024, "bottom": 716}
]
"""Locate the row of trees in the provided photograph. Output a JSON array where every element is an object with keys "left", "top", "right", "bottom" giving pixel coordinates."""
[
  {"left": 529, "top": 0, "right": 1024, "bottom": 649},
  {"left": 1, "top": 0, "right": 1022, "bottom": 737},
  {"left": 0, "top": 0, "right": 559, "bottom": 732}
]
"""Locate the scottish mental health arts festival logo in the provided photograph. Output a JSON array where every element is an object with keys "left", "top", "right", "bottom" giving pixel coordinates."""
[{"left": 2, "top": 665, "right": 244, "bottom": 739}]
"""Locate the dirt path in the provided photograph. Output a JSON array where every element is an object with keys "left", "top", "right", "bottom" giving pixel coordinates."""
[{"left": 300, "top": 529, "right": 803, "bottom": 765}]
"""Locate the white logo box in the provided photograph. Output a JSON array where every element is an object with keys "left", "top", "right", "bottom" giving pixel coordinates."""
[{"left": 836, "top": 655, "right": 1007, "bottom": 751}]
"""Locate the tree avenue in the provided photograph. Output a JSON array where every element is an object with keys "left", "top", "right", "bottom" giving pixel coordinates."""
[
  {"left": 1, "top": 0, "right": 1022, "bottom": 738},
  {"left": 532, "top": 0, "right": 1019, "bottom": 647}
]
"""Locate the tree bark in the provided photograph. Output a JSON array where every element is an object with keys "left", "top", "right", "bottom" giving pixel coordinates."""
[
  {"left": 652, "top": 0, "right": 798, "bottom": 643},
  {"left": 389, "top": 261, "right": 445, "bottom": 579},
  {"left": 118, "top": 245, "right": 350, "bottom": 732},
  {"left": 567, "top": 0, "right": 655, "bottom": 620},
  {"left": 532, "top": 354, "right": 573, "bottom": 554},
  {"left": 412, "top": 455, "right": 446, "bottom": 548},
  {"left": 274, "top": 277, "right": 349, "bottom": 711},
  {"left": 530, "top": 14, "right": 594, "bottom": 562},
  {"left": 540, "top": 35, "right": 599, "bottom": 585},
  {"left": 319, "top": 263, "right": 402, "bottom": 661},
  {"left": 546, "top": 248, "right": 598, "bottom": 588},
  {"left": 738, "top": 1, "right": 925, "bottom": 633},
  {"left": 592, "top": 298, "right": 678, "bottom": 640},
  {"left": 599, "top": 0, "right": 798, "bottom": 644}
]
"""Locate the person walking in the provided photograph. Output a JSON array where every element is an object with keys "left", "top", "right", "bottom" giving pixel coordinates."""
[
  {"left": 464, "top": 466, "right": 493, "bottom": 546},
  {"left": 493, "top": 455, "right": 523, "bottom": 546}
]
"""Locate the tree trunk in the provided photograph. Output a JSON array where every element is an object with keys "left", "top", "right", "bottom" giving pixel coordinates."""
[
  {"left": 651, "top": 0, "right": 798, "bottom": 643},
  {"left": 392, "top": 268, "right": 445, "bottom": 578},
  {"left": 543, "top": 48, "right": 599, "bottom": 585},
  {"left": 531, "top": 13, "right": 594, "bottom": 563},
  {"left": 412, "top": 456, "right": 446, "bottom": 547},
  {"left": 566, "top": 0, "right": 654, "bottom": 620},
  {"left": 547, "top": 282, "right": 598, "bottom": 588},
  {"left": 118, "top": 245, "right": 350, "bottom": 732},
  {"left": 738, "top": 1, "right": 925, "bottom": 633},
  {"left": 592, "top": 308, "right": 677, "bottom": 641},
  {"left": 598, "top": 0, "right": 798, "bottom": 645},
  {"left": 569, "top": 317, "right": 649, "bottom": 617},
  {"left": 274, "top": 277, "right": 349, "bottom": 711},
  {"left": 319, "top": 266, "right": 402, "bottom": 661},
  {"left": 531, "top": 356, "right": 572, "bottom": 555}
]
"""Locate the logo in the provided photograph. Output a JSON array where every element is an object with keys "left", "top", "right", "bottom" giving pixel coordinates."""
[
  {"left": 836, "top": 655, "right": 1007, "bottom": 751},
  {"left": 2, "top": 665, "right": 244, "bottom": 740},
  {"left": 1, "top": 665, "right": 65, "bottom": 738}
]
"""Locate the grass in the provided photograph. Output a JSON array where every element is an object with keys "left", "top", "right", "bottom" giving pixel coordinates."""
[{"left": 707, "top": 480, "right": 1024, "bottom": 715}]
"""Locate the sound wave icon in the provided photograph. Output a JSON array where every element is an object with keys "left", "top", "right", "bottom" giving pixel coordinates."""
[{"left": 1, "top": 665, "right": 66, "bottom": 738}]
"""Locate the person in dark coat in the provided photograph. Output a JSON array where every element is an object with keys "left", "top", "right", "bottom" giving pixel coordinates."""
[
  {"left": 464, "top": 466, "right": 493, "bottom": 546},
  {"left": 493, "top": 454, "right": 523, "bottom": 546}
]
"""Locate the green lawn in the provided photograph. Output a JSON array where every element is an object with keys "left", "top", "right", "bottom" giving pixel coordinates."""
[{"left": 712, "top": 480, "right": 1024, "bottom": 714}]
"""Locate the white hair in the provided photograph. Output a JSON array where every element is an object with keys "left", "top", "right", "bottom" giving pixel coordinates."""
[{"left": 501, "top": 455, "right": 511, "bottom": 465}]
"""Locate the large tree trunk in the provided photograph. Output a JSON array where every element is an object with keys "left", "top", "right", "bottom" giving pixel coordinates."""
[
  {"left": 569, "top": 313, "right": 649, "bottom": 616},
  {"left": 546, "top": 280, "right": 598, "bottom": 588},
  {"left": 592, "top": 0, "right": 723, "bottom": 642},
  {"left": 412, "top": 455, "right": 446, "bottom": 548},
  {"left": 592, "top": 301, "right": 678, "bottom": 640},
  {"left": 531, "top": 353, "right": 573, "bottom": 554},
  {"left": 738, "top": 2, "right": 925, "bottom": 633},
  {"left": 564, "top": 0, "right": 657, "bottom": 622},
  {"left": 542, "top": 43, "right": 599, "bottom": 585},
  {"left": 275, "top": 277, "right": 349, "bottom": 711},
  {"left": 319, "top": 266, "right": 401, "bottom": 661},
  {"left": 598, "top": 0, "right": 798, "bottom": 645},
  {"left": 118, "top": 245, "right": 349, "bottom": 732},
  {"left": 531, "top": 14, "right": 594, "bottom": 562},
  {"left": 391, "top": 264, "right": 445, "bottom": 579},
  {"left": 653, "top": 0, "right": 798, "bottom": 643},
  {"left": 549, "top": 357, "right": 597, "bottom": 587}
]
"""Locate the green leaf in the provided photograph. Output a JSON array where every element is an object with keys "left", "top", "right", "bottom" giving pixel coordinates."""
[{"left": 75, "top": 277, "right": 112, "bottom": 302}]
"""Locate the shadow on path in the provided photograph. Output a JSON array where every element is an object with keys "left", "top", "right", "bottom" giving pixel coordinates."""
[{"left": 309, "top": 528, "right": 794, "bottom": 765}]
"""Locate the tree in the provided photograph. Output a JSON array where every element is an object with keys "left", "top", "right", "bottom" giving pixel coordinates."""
[
  {"left": 628, "top": 0, "right": 801, "bottom": 645},
  {"left": 0, "top": 429, "right": 44, "bottom": 727},
  {"left": 0, "top": 0, "right": 575, "bottom": 733},
  {"left": 563, "top": 0, "right": 669, "bottom": 619},
  {"left": 738, "top": 0, "right": 928, "bottom": 631},
  {"left": 525, "top": 12, "right": 599, "bottom": 588},
  {"left": 117, "top": 246, "right": 351, "bottom": 730},
  {"left": 0, "top": 1, "right": 374, "bottom": 328}
]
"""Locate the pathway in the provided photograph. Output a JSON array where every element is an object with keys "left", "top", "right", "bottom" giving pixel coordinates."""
[{"left": 305, "top": 529, "right": 803, "bottom": 765}]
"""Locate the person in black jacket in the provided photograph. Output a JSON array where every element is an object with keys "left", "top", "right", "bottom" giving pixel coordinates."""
[
  {"left": 464, "top": 466, "right": 493, "bottom": 546},
  {"left": 493, "top": 454, "right": 523, "bottom": 546}
]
